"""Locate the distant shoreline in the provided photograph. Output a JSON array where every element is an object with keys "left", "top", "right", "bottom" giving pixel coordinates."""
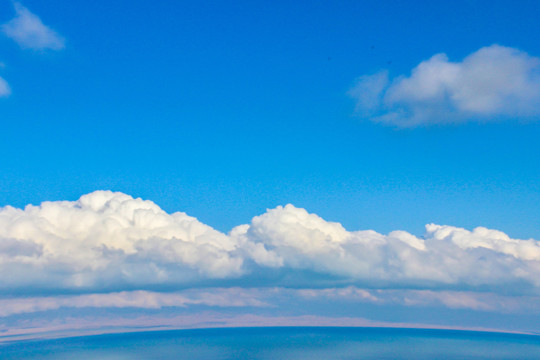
[{"left": 1, "top": 324, "right": 537, "bottom": 345}]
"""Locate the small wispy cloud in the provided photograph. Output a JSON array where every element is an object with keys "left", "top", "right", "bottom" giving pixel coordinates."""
[
  {"left": 0, "top": 76, "right": 10, "bottom": 97},
  {"left": 349, "top": 45, "right": 540, "bottom": 127},
  {"left": 2, "top": 2, "right": 65, "bottom": 51}
]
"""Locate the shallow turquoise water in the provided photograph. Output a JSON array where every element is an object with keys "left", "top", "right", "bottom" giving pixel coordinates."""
[{"left": 2, "top": 327, "right": 540, "bottom": 359}]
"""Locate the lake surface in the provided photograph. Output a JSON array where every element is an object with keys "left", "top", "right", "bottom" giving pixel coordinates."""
[{"left": 2, "top": 327, "right": 540, "bottom": 359}]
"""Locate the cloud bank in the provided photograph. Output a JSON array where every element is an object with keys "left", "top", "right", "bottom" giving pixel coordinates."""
[
  {"left": 2, "top": 2, "right": 65, "bottom": 50},
  {"left": 1, "top": 191, "right": 540, "bottom": 294},
  {"left": 0, "top": 288, "right": 267, "bottom": 317},
  {"left": 349, "top": 45, "right": 540, "bottom": 127}
]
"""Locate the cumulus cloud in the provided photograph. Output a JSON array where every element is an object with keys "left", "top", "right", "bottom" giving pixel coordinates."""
[
  {"left": 1, "top": 191, "right": 540, "bottom": 296},
  {"left": 349, "top": 45, "right": 540, "bottom": 127},
  {"left": 0, "top": 191, "right": 243, "bottom": 291},
  {"left": 240, "top": 205, "right": 540, "bottom": 290},
  {"left": 2, "top": 2, "right": 65, "bottom": 50}
]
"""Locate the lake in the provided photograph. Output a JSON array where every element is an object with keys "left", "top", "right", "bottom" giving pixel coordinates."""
[{"left": 2, "top": 327, "right": 540, "bottom": 359}]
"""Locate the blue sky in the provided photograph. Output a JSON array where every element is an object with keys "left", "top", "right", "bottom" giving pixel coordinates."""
[
  {"left": 1, "top": 0, "right": 539, "bottom": 237},
  {"left": 1, "top": 0, "right": 540, "bottom": 339}
]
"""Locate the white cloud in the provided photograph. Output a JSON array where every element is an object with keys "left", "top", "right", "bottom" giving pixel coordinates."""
[
  {"left": 238, "top": 204, "right": 540, "bottom": 289},
  {"left": 1, "top": 191, "right": 540, "bottom": 294},
  {"left": 0, "top": 191, "right": 243, "bottom": 291},
  {"left": 2, "top": 2, "right": 65, "bottom": 50},
  {"left": 349, "top": 45, "right": 540, "bottom": 127},
  {"left": 0, "top": 76, "right": 10, "bottom": 97}
]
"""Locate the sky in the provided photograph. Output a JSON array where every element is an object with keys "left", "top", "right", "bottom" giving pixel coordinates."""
[{"left": 1, "top": 0, "right": 540, "bottom": 340}]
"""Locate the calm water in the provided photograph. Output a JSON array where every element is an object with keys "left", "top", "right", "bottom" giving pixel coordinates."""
[{"left": 2, "top": 327, "right": 540, "bottom": 360}]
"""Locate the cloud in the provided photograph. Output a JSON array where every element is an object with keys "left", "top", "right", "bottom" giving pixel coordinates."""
[
  {"left": 0, "top": 288, "right": 268, "bottom": 317},
  {"left": 240, "top": 205, "right": 540, "bottom": 290},
  {"left": 297, "top": 286, "right": 540, "bottom": 314},
  {"left": 0, "top": 76, "right": 10, "bottom": 97},
  {"left": 1, "top": 191, "right": 540, "bottom": 295},
  {"left": 349, "top": 45, "right": 540, "bottom": 127},
  {"left": 4, "top": 284, "right": 539, "bottom": 318},
  {"left": 3, "top": 285, "right": 540, "bottom": 343},
  {"left": 0, "top": 191, "right": 243, "bottom": 292},
  {"left": 2, "top": 2, "right": 65, "bottom": 50}
]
